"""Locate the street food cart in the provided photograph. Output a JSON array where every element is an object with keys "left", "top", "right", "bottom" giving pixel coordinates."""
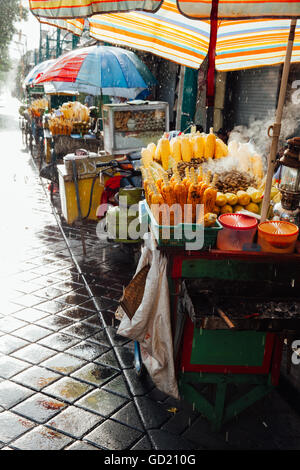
[{"left": 115, "top": 127, "right": 300, "bottom": 431}]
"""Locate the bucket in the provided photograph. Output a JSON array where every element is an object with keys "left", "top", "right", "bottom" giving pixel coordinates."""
[
  {"left": 258, "top": 221, "right": 299, "bottom": 253},
  {"left": 217, "top": 213, "right": 258, "bottom": 251}
]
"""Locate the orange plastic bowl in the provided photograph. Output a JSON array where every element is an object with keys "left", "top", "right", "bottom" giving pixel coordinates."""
[{"left": 258, "top": 221, "right": 299, "bottom": 253}]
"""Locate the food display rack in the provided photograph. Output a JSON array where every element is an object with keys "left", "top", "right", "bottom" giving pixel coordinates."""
[
  {"left": 102, "top": 101, "right": 169, "bottom": 155},
  {"left": 157, "top": 244, "right": 300, "bottom": 431}
]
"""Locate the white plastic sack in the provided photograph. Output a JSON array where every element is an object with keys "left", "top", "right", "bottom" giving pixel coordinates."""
[{"left": 117, "top": 234, "right": 179, "bottom": 399}]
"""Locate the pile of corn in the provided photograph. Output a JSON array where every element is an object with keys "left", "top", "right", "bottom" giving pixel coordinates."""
[
  {"left": 141, "top": 161, "right": 219, "bottom": 227},
  {"left": 29, "top": 98, "right": 49, "bottom": 118},
  {"left": 141, "top": 128, "right": 229, "bottom": 173}
]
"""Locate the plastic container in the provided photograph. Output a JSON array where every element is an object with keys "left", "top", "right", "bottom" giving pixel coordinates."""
[
  {"left": 139, "top": 200, "right": 222, "bottom": 249},
  {"left": 258, "top": 221, "right": 299, "bottom": 253},
  {"left": 217, "top": 213, "right": 258, "bottom": 251}
]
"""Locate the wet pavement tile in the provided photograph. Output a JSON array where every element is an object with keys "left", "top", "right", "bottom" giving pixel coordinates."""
[
  {"left": 11, "top": 281, "right": 43, "bottom": 295},
  {"left": 39, "top": 332, "right": 81, "bottom": 351},
  {"left": 12, "top": 294, "right": 45, "bottom": 309},
  {"left": 131, "top": 435, "right": 153, "bottom": 450},
  {"left": 85, "top": 329, "right": 111, "bottom": 347},
  {"left": 161, "top": 410, "right": 197, "bottom": 435},
  {"left": 71, "top": 363, "right": 118, "bottom": 387},
  {"left": 114, "top": 346, "right": 135, "bottom": 369},
  {"left": 95, "top": 349, "right": 120, "bottom": 370},
  {"left": 93, "top": 297, "right": 119, "bottom": 312},
  {"left": 34, "top": 286, "right": 67, "bottom": 301},
  {"left": 12, "top": 344, "right": 56, "bottom": 364},
  {"left": 66, "top": 441, "right": 100, "bottom": 450},
  {"left": 48, "top": 405, "right": 104, "bottom": 439},
  {"left": 55, "top": 280, "right": 85, "bottom": 293},
  {"left": 59, "top": 306, "right": 95, "bottom": 322},
  {"left": 12, "top": 366, "right": 61, "bottom": 391},
  {"left": 102, "top": 375, "right": 131, "bottom": 398},
  {"left": 12, "top": 324, "right": 52, "bottom": 342},
  {"left": 76, "top": 299, "right": 98, "bottom": 312},
  {"left": 41, "top": 352, "right": 87, "bottom": 375},
  {"left": 84, "top": 419, "right": 142, "bottom": 450},
  {"left": 33, "top": 276, "right": 65, "bottom": 289},
  {"left": 123, "top": 369, "right": 155, "bottom": 397},
  {"left": 148, "top": 430, "right": 196, "bottom": 451},
  {"left": 0, "top": 380, "right": 34, "bottom": 409},
  {"left": 0, "top": 411, "right": 35, "bottom": 443},
  {"left": 12, "top": 393, "right": 67, "bottom": 423},
  {"left": 106, "top": 327, "right": 130, "bottom": 347},
  {"left": 36, "top": 315, "right": 75, "bottom": 331},
  {"left": 134, "top": 397, "right": 171, "bottom": 430},
  {"left": 0, "top": 317, "right": 27, "bottom": 334},
  {"left": 66, "top": 341, "right": 109, "bottom": 362},
  {"left": 35, "top": 300, "right": 69, "bottom": 315},
  {"left": 61, "top": 322, "right": 102, "bottom": 341},
  {"left": 82, "top": 314, "right": 103, "bottom": 328},
  {"left": 76, "top": 389, "right": 128, "bottom": 417},
  {"left": 0, "top": 335, "right": 28, "bottom": 355},
  {"left": 13, "top": 425, "right": 73, "bottom": 450},
  {"left": 0, "top": 356, "right": 30, "bottom": 379},
  {"left": 111, "top": 401, "right": 144, "bottom": 432},
  {"left": 0, "top": 302, "right": 27, "bottom": 317},
  {"left": 56, "top": 293, "right": 90, "bottom": 306},
  {"left": 12, "top": 308, "right": 49, "bottom": 323},
  {"left": 43, "top": 377, "right": 92, "bottom": 403},
  {"left": 97, "top": 310, "right": 116, "bottom": 327}
]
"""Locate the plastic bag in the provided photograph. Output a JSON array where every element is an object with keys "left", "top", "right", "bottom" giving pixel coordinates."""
[{"left": 116, "top": 234, "right": 179, "bottom": 399}]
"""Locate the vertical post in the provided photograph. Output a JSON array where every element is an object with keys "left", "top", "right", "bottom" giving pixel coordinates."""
[
  {"left": 72, "top": 34, "right": 79, "bottom": 49},
  {"left": 39, "top": 22, "right": 42, "bottom": 63},
  {"left": 260, "top": 19, "right": 297, "bottom": 222},
  {"left": 56, "top": 29, "right": 61, "bottom": 58},
  {"left": 46, "top": 34, "right": 50, "bottom": 60},
  {"left": 176, "top": 65, "right": 185, "bottom": 131},
  {"left": 206, "top": 0, "right": 219, "bottom": 132}
]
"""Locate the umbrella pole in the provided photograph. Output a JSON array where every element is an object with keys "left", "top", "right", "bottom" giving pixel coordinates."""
[
  {"left": 206, "top": 0, "right": 219, "bottom": 132},
  {"left": 260, "top": 19, "right": 297, "bottom": 223}
]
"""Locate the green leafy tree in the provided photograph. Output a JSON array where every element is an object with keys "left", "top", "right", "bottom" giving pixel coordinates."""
[{"left": 0, "top": 1, "right": 28, "bottom": 76}]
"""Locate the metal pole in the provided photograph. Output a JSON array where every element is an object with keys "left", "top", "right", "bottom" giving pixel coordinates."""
[
  {"left": 260, "top": 19, "right": 297, "bottom": 222},
  {"left": 176, "top": 65, "right": 185, "bottom": 131},
  {"left": 56, "top": 29, "right": 61, "bottom": 58},
  {"left": 39, "top": 23, "right": 42, "bottom": 63},
  {"left": 46, "top": 34, "right": 50, "bottom": 60}
]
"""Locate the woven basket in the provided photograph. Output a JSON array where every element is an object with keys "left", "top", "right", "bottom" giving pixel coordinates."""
[{"left": 119, "top": 264, "right": 150, "bottom": 319}]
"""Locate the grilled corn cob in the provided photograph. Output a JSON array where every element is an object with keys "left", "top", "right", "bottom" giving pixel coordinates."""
[
  {"left": 204, "top": 128, "right": 216, "bottom": 159},
  {"left": 170, "top": 137, "right": 182, "bottom": 162},
  {"left": 181, "top": 135, "right": 193, "bottom": 162}
]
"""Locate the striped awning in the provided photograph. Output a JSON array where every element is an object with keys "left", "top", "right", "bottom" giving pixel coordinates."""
[
  {"left": 89, "top": 1, "right": 210, "bottom": 68},
  {"left": 177, "top": 0, "right": 300, "bottom": 20},
  {"left": 29, "top": 0, "right": 300, "bottom": 20},
  {"left": 28, "top": 0, "right": 163, "bottom": 19},
  {"left": 30, "top": 0, "right": 300, "bottom": 71},
  {"left": 88, "top": 1, "right": 299, "bottom": 70},
  {"left": 39, "top": 17, "right": 85, "bottom": 36},
  {"left": 216, "top": 18, "right": 300, "bottom": 70}
]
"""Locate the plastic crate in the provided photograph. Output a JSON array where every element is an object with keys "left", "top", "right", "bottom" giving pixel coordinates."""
[{"left": 139, "top": 200, "right": 222, "bottom": 249}]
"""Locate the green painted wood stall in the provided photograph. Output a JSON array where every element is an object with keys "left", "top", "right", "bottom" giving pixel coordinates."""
[{"left": 162, "top": 248, "right": 300, "bottom": 431}]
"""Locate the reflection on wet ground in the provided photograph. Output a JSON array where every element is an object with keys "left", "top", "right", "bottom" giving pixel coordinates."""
[{"left": 1, "top": 93, "right": 300, "bottom": 450}]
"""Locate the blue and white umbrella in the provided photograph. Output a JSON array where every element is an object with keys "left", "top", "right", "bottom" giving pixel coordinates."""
[{"left": 35, "top": 45, "right": 157, "bottom": 99}]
